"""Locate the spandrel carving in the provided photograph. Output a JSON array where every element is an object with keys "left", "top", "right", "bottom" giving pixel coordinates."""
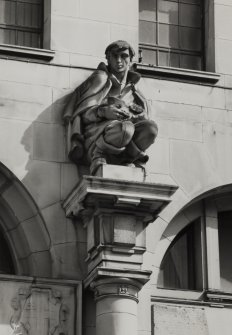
[{"left": 63, "top": 40, "right": 158, "bottom": 175}]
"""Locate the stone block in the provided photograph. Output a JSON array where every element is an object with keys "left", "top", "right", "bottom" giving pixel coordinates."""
[
  {"left": 22, "top": 160, "right": 61, "bottom": 209},
  {"left": 69, "top": 68, "right": 93, "bottom": 89},
  {"left": 152, "top": 101, "right": 203, "bottom": 121},
  {"left": 28, "top": 251, "right": 52, "bottom": 277},
  {"left": 170, "top": 139, "right": 221, "bottom": 198},
  {"left": 41, "top": 202, "right": 77, "bottom": 244},
  {"left": 95, "top": 164, "right": 145, "bottom": 182},
  {"left": 70, "top": 53, "right": 103, "bottom": 69},
  {"left": 0, "top": 59, "right": 69, "bottom": 88},
  {"left": 137, "top": 287, "right": 152, "bottom": 332},
  {"left": 152, "top": 303, "right": 209, "bottom": 335},
  {"left": 52, "top": 0, "right": 80, "bottom": 17},
  {"left": 158, "top": 188, "right": 190, "bottom": 224},
  {"left": 215, "top": 4, "right": 232, "bottom": 40},
  {"left": 203, "top": 107, "right": 227, "bottom": 123},
  {"left": 146, "top": 138, "right": 170, "bottom": 175},
  {"left": 215, "top": 38, "right": 232, "bottom": 74},
  {"left": 61, "top": 163, "right": 79, "bottom": 200},
  {"left": 2, "top": 180, "right": 38, "bottom": 223},
  {"left": 33, "top": 122, "right": 65, "bottom": 162},
  {"left": 0, "top": 98, "right": 50, "bottom": 123},
  {"left": 79, "top": 0, "right": 138, "bottom": 26},
  {"left": 52, "top": 242, "right": 87, "bottom": 279},
  {"left": 8, "top": 226, "right": 31, "bottom": 259},
  {"left": 141, "top": 78, "right": 226, "bottom": 109},
  {"left": 51, "top": 16, "right": 110, "bottom": 56},
  {"left": 20, "top": 215, "right": 50, "bottom": 253},
  {"left": 157, "top": 119, "right": 203, "bottom": 142},
  {"left": 146, "top": 217, "right": 168, "bottom": 254},
  {"left": 0, "top": 79, "right": 53, "bottom": 105},
  {"left": 203, "top": 123, "right": 232, "bottom": 181},
  {"left": 50, "top": 51, "right": 70, "bottom": 66},
  {"left": 0, "top": 118, "right": 32, "bottom": 180}
]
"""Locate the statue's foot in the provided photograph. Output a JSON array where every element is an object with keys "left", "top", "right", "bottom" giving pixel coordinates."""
[{"left": 90, "top": 157, "right": 107, "bottom": 175}]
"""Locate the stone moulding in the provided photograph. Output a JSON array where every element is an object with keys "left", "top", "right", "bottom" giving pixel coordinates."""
[{"left": 63, "top": 175, "right": 178, "bottom": 221}]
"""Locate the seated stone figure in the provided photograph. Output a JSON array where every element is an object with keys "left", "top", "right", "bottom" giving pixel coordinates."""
[{"left": 63, "top": 40, "right": 158, "bottom": 175}]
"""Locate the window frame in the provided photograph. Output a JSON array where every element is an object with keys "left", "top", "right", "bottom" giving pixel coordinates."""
[
  {"left": 0, "top": 0, "right": 54, "bottom": 60},
  {"left": 137, "top": 0, "right": 219, "bottom": 83}
]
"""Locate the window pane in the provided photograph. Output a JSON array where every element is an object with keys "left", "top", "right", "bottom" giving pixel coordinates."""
[
  {"left": 141, "top": 48, "right": 157, "bottom": 65},
  {"left": 0, "top": 27, "right": 16, "bottom": 44},
  {"left": 180, "top": 3, "right": 201, "bottom": 28},
  {"left": 180, "top": 27, "right": 201, "bottom": 51},
  {"left": 0, "top": 0, "right": 43, "bottom": 48},
  {"left": 0, "top": 1, "right": 16, "bottom": 24},
  {"left": 158, "top": 23, "right": 178, "bottom": 48},
  {"left": 218, "top": 211, "right": 232, "bottom": 293},
  {"left": 139, "top": 0, "right": 157, "bottom": 21},
  {"left": 158, "top": 220, "right": 203, "bottom": 290},
  {"left": 139, "top": 20, "right": 157, "bottom": 44},
  {"left": 158, "top": 0, "right": 178, "bottom": 24},
  {"left": 180, "top": 54, "right": 201, "bottom": 70},
  {"left": 159, "top": 50, "right": 179, "bottom": 67}
]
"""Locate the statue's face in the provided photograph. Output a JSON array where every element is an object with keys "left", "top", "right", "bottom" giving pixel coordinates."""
[{"left": 108, "top": 48, "right": 131, "bottom": 75}]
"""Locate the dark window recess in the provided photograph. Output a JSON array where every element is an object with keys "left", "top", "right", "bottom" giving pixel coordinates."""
[
  {"left": 139, "top": 0, "right": 204, "bottom": 70},
  {"left": 0, "top": 228, "right": 15, "bottom": 274},
  {"left": 158, "top": 219, "right": 203, "bottom": 291},
  {"left": 0, "top": 0, "right": 43, "bottom": 48},
  {"left": 218, "top": 211, "right": 232, "bottom": 293}
]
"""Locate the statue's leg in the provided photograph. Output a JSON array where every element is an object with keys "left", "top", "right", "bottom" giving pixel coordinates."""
[
  {"left": 90, "top": 120, "right": 135, "bottom": 174},
  {"left": 133, "top": 120, "right": 158, "bottom": 151},
  {"left": 123, "top": 120, "right": 158, "bottom": 164}
]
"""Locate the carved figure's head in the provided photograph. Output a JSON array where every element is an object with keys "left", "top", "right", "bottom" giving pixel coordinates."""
[
  {"left": 105, "top": 40, "right": 135, "bottom": 75},
  {"left": 105, "top": 40, "right": 135, "bottom": 60}
]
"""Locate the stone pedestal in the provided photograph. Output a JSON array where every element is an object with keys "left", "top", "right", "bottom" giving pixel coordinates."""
[{"left": 63, "top": 166, "right": 178, "bottom": 335}]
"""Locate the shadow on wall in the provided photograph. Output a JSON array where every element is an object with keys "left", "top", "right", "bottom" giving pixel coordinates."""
[{"left": 19, "top": 91, "right": 87, "bottom": 280}]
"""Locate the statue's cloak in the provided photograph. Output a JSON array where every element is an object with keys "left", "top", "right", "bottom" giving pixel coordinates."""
[{"left": 63, "top": 62, "right": 150, "bottom": 161}]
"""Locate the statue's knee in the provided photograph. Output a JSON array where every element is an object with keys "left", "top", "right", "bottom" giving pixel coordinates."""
[
  {"left": 105, "top": 120, "right": 135, "bottom": 148},
  {"left": 147, "top": 120, "right": 158, "bottom": 140}
]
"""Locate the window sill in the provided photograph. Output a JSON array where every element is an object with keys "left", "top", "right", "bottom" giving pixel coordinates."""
[
  {"left": 0, "top": 44, "right": 55, "bottom": 61},
  {"left": 134, "top": 63, "right": 220, "bottom": 84}
]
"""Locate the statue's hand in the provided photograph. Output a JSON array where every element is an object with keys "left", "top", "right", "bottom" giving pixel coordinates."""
[{"left": 98, "top": 105, "right": 131, "bottom": 121}]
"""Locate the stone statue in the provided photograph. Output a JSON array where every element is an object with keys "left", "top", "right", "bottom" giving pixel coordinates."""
[{"left": 63, "top": 40, "right": 158, "bottom": 175}]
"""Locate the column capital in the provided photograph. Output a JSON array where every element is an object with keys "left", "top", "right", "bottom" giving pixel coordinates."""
[{"left": 90, "top": 277, "right": 144, "bottom": 303}]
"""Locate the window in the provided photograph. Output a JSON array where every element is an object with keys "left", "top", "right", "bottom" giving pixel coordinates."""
[
  {"left": 139, "top": 0, "right": 204, "bottom": 71},
  {"left": 156, "top": 194, "right": 232, "bottom": 301},
  {"left": 158, "top": 219, "right": 203, "bottom": 291},
  {"left": 0, "top": 0, "right": 43, "bottom": 48}
]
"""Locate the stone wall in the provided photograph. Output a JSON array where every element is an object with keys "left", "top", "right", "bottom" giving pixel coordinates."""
[{"left": 0, "top": 1, "right": 232, "bottom": 335}]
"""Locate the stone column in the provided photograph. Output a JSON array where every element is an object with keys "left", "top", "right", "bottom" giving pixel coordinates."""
[
  {"left": 63, "top": 166, "right": 178, "bottom": 335},
  {"left": 92, "top": 277, "right": 141, "bottom": 335}
]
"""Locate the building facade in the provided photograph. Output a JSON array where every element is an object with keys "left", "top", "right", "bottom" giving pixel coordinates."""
[{"left": 0, "top": 0, "right": 232, "bottom": 334}]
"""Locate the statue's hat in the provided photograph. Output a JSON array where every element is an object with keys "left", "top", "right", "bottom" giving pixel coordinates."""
[{"left": 105, "top": 40, "right": 135, "bottom": 58}]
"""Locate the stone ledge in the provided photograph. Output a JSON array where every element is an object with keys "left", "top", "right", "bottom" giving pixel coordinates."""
[
  {"left": 0, "top": 43, "right": 55, "bottom": 61},
  {"left": 84, "top": 266, "right": 152, "bottom": 289},
  {"left": 63, "top": 173, "right": 178, "bottom": 220},
  {"left": 135, "top": 63, "right": 220, "bottom": 84}
]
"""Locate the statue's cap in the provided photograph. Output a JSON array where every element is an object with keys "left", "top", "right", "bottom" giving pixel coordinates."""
[{"left": 105, "top": 40, "right": 135, "bottom": 58}]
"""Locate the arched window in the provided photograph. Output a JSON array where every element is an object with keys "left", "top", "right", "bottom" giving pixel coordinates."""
[
  {"left": 156, "top": 193, "right": 232, "bottom": 302},
  {"left": 0, "top": 227, "right": 15, "bottom": 274},
  {"left": 158, "top": 219, "right": 203, "bottom": 291},
  {"left": 0, "top": 0, "right": 43, "bottom": 48},
  {"left": 139, "top": 0, "right": 204, "bottom": 70}
]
